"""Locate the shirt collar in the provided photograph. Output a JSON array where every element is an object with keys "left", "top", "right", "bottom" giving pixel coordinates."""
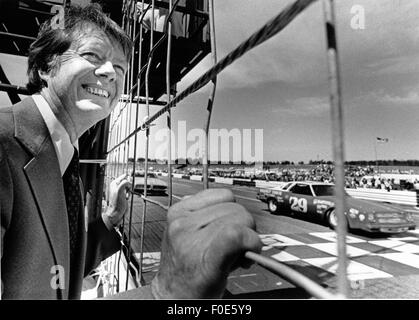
[{"left": 32, "top": 94, "right": 78, "bottom": 176}]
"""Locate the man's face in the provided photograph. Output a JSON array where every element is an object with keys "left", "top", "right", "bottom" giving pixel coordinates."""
[{"left": 42, "top": 24, "right": 128, "bottom": 132}]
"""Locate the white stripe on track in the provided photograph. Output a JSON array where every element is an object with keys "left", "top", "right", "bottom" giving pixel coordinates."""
[{"left": 172, "top": 194, "right": 183, "bottom": 200}]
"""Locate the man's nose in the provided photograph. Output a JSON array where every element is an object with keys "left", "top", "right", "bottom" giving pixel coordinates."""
[{"left": 95, "top": 61, "right": 116, "bottom": 82}]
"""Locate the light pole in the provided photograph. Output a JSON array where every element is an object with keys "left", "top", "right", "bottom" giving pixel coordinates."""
[{"left": 374, "top": 138, "right": 379, "bottom": 174}]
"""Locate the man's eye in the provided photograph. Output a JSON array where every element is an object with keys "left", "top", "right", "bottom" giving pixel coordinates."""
[
  {"left": 114, "top": 65, "right": 126, "bottom": 74},
  {"left": 82, "top": 52, "right": 102, "bottom": 61}
]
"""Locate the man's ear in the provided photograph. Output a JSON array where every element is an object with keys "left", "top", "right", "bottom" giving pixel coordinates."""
[
  {"left": 38, "top": 69, "right": 51, "bottom": 83},
  {"left": 38, "top": 55, "right": 60, "bottom": 82}
]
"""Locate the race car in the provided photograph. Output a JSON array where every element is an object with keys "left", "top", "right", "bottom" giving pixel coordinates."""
[
  {"left": 131, "top": 171, "right": 168, "bottom": 195},
  {"left": 257, "top": 181, "right": 416, "bottom": 233}
]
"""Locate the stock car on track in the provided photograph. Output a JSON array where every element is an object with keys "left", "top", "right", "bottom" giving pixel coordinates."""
[
  {"left": 257, "top": 181, "right": 416, "bottom": 234},
  {"left": 131, "top": 171, "right": 167, "bottom": 195}
]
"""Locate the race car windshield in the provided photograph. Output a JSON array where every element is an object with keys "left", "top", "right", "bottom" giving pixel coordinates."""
[
  {"left": 312, "top": 185, "right": 335, "bottom": 196},
  {"left": 134, "top": 172, "right": 157, "bottom": 178}
]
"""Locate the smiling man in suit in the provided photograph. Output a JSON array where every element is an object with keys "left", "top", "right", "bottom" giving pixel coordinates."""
[
  {"left": 0, "top": 4, "right": 133, "bottom": 299},
  {"left": 0, "top": 3, "right": 262, "bottom": 300}
]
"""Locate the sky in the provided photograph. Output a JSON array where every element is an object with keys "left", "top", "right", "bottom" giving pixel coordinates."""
[{"left": 1, "top": 0, "right": 418, "bottom": 163}]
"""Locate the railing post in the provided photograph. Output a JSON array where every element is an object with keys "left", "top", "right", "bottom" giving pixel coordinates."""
[
  {"left": 166, "top": 0, "right": 174, "bottom": 205},
  {"left": 323, "top": 0, "right": 348, "bottom": 298},
  {"left": 138, "top": 0, "right": 156, "bottom": 286},
  {"left": 202, "top": 0, "right": 217, "bottom": 190}
]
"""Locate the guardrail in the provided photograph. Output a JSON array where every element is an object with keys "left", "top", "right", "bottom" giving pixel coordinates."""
[
  {"left": 254, "top": 180, "right": 287, "bottom": 189},
  {"left": 214, "top": 177, "right": 234, "bottom": 185},
  {"left": 346, "top": 188, "right": 419, "bottom": 207},
  {"left": 190, "top": 175, "right": 203, "bottom": 181}
]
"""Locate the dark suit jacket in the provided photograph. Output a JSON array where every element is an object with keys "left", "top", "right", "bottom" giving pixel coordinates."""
[{"left": 0, "top": 97, "right": 120, "bottom": 299}]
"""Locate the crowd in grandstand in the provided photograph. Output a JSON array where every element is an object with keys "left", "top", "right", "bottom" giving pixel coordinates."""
[{"left": 170, "top": 164, "right": 419, "bottom": 192}]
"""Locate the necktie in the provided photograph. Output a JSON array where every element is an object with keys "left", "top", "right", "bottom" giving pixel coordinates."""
[{"left": 62, "top": 148, "right": 81, "bottom": 264}]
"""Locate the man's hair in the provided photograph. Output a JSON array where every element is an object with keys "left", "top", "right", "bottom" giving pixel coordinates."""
[{"left": 26, "top": 3, "right": 133, "bottom": 93}]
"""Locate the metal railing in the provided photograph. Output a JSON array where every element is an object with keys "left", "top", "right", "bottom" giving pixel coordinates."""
[{"left": 105, "top": 0, "right": 348, "bottom": 299}]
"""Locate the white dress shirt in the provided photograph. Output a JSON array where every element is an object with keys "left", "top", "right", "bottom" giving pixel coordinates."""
[{"left": 32, "top": 94, "right": 78, "bottom": 176}]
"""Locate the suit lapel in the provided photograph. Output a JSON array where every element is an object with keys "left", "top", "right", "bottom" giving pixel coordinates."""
[{"left": 13, "top": 97, "right": 70, "bottom": 297}]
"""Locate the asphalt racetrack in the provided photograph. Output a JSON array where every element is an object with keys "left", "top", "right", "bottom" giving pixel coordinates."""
[{"left": 124, "top": 178, "right": 419, "bottom": 299}]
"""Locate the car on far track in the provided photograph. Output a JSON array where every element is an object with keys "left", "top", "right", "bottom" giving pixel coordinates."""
[
  {"left": 257, "top": 181, "right": 416, "bottom": 234},
  {"left": 131, "top": 171, "right": 167, "bottom": 195}
]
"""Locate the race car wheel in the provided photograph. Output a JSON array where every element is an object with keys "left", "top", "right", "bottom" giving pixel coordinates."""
[
  {"left": 327, "top": 209, "right": 349, "bottom": 230},
  {"left": 327, "top": 209, "right": 338, "bottom": 229},
  {"left": 268, "top": 198, "right": 279, "bottom": 214}
]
